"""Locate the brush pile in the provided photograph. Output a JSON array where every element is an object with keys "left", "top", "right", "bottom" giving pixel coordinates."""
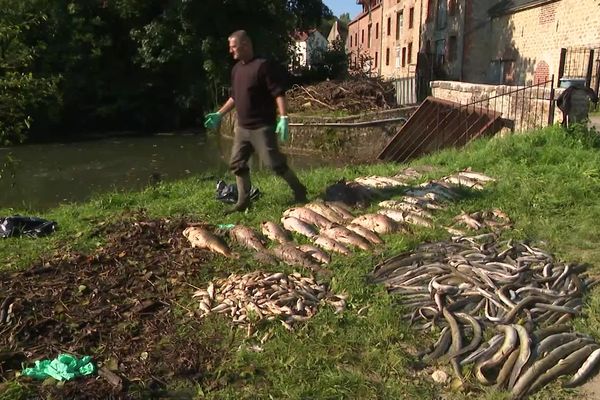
[
  {"left": 286, "top": 77, "right": 397, "bottom": 114},
  {"left": 372, "top": 235, "right": 600, "bottom": 398}
]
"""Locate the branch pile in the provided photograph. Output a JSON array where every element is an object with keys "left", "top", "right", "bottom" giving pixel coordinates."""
[{"left": 286, "top": 76, "right": 397, "bottom": 114}]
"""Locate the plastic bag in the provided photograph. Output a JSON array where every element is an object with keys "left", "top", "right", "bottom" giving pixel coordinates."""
[
  {"left": 0, "top": 216, "right": 57, "bottom": 238},
  {"left": 215, "top": 180, "right": 260, "bottom": 204}
]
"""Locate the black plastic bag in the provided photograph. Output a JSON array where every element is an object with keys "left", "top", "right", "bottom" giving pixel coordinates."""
[
  {"left": 215, "top": 180, "right": 261, "bottom": 204},
  {"left": 0, "top": 216, "right": 58, "bottom": 238}
]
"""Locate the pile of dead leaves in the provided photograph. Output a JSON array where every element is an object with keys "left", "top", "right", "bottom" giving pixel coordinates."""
[
  {"left": 0, "top": 213, "right": 229, "bottom": 399},
  {"left": 286, "top": 76, "right": 397, "bottom": 114}
]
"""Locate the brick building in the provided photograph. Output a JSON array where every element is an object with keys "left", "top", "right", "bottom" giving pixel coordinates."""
[
  {"left": 347, "top": 0, "right": 383, "bottom": 74},
  {"left": 348, "top": 0, "right": 600, "bottom": 88},
  {"left": 463, "top": 0, "right": 600, "bottom": 85},
  {"left": 379, "top": 0, "right": 425, "bottom": 79}
]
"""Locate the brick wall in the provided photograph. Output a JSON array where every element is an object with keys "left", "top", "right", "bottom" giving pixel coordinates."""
[
  {"left": 347, "top": 3, "right": 383, "bottom": 74},
  {"left": 463, "top": 0, "right": 600, "bottom": 85}
]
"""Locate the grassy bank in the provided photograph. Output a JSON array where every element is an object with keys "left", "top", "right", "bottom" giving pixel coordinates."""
[{"left": 1, "top": 124, "right": 600, "bottom": 399}]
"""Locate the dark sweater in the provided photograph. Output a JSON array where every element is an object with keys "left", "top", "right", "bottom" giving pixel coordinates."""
[{"left": 231, "top": 57, "right": 285, "bottom": 129}]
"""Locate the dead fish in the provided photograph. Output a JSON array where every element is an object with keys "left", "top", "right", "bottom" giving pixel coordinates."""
[
  {"left": 261, "top": 221, "right": 292, "bottom": 244},
  {"left": 230, "top": 225, "right": 266, "bottom": 252},
  {"left": 455, "top": 213, "right": 483, "bottom": 230},
  {"left": 313, "top": 235, "right": 351, "bottom": 255},
  {"left": 281, "top": 216, "right": 317, "bottom": 238},
  {"left": 475, "top": 324, "right": 518, "bottom": 385},
  {"left": 272, "top": 243, "right": 327, "bottom": 273},
  {"left": 297, "top": 244, "right": 331, "bottom": 264},
  {"left": 183, "top": 226, "right": 237, "bottom": 258},
  {"left": 511, "top": 338, "right": 593, "bottom": 399},
  {"left": 443, "top": 175, "right": 485, "bottom": 190},
  {"left": 458, "top": 170, "right": 496, "bottom": 182},
  {"left": 564, "top": 347, "right": 600, "bottom": 387},
  {"left": 325, "top": 202, "right": 354, "bottom": 220},
  {"left": 377, "top": 208, "right": 406, "bottom": 223},
  {"left": 378, "top": 200, "right": 434, "bottom": 219},
  {"left": 401, "top": 196, "right": 444, "bottom": 210},
  {"left": 304, "top": 202, "right": 346, "bottom": 224},
  {"left": 283, "top": 207, "right": 333, "bottom": 228},
  {"left": 346, "top": 223, "right": 384, "bottom": 244},
  {"left": 354, "top": 175, "right": 404, "bottom": 188},
  {"left": 350, "top": 214, "right": 398, "bottom": 234},
  {"left": 527, "top": 344, "right": 597, "bottom": 395},
  {"left": 320, "top": 225, "right": 372, "bottom": 251}
]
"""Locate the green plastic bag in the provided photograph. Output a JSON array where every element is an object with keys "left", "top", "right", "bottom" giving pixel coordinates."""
[{"left": 22, "top": 354, "right": 96, "bottom": 381}]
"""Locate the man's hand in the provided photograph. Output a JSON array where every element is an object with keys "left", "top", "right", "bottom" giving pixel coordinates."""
[
  {"left": 276, "top": 116, "right": 289, "bottom": 142},
  {"left": 204, "top": 112, "right": 222, "bottom": 130}
]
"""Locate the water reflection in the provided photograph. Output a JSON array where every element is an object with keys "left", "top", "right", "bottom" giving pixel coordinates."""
[{"left": 0, "top": 133, "right": 338, "bottom": 210}]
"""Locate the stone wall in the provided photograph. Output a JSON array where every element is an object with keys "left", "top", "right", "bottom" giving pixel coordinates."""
[
  {"left": 431, "top": 81, "right": 590, "bottom": 132},
  {"left": 220, "top": 107, "right": 416, "bottom": 162},
  {"left": 431, "top": 80, "right": 572, "bottom": 132}
]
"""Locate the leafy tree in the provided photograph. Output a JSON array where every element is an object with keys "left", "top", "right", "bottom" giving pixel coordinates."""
[{"left": 0, "top": 0, "right": 333, "bottom": 143}]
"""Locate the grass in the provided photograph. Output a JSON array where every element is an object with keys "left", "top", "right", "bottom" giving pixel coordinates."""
[{"left": 1, "top": 124, "right": 600, "bottom": 399}]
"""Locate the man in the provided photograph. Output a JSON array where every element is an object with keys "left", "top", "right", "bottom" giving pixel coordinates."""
[{"left": 204, "top": 30, "right": 307, "bottom": 213}]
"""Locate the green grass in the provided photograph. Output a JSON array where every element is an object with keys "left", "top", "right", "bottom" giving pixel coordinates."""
[{"left": 2, "top": 124, "right": 600, "bottom": 399}]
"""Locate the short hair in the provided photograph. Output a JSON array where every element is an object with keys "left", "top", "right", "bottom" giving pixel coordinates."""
[{"left": 229, "top": 30, "right": 252, "bottom": 46}]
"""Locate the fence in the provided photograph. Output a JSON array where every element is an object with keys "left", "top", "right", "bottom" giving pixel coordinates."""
[
  {"left": 558, "top": 47, "right": 598, "bottom": 92},
  {"left": 379, "top": 77, "right": 556, "bottom": 162}
]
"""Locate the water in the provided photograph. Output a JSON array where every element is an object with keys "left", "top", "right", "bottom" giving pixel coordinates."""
[{"left": 0, "top": 133, "right": 335, "bottom": 210}]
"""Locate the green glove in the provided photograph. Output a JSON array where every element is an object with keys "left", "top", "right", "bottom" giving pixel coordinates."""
[
  {"left": 204, "top": 112, "right": 222, "bottom": 130},
  {"left": 22, "top": 354, "right": 96, "bottom": 381},
  {"left": 276, "top": 116, "right": 289, "bottom": 142}
]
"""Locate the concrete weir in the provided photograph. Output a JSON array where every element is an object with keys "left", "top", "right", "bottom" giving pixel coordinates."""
[{"left": 219, "top": 107, "right": 417, "bottom": 163}]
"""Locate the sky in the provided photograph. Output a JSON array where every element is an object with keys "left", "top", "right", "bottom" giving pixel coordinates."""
[{"left": 324, "top": 0, "right": 363, "bottom": 19}]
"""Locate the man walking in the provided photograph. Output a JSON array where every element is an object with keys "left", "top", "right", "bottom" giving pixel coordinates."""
[{"left": 204, "top": 30, "right": 307, "bottom": 213}]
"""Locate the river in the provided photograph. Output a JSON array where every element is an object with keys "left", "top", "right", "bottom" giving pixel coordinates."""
[{"left": 0, "top": 133, "right": 338, "bottom": 211}]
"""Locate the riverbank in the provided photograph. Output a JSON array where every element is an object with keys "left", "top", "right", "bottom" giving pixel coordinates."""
[{"left": 1, "top": 124, "right": 599, "bottom": 399}]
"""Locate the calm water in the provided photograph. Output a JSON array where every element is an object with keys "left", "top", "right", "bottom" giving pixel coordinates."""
[{"left": 0, "top": 133, "right": 335, "bottom": 210}]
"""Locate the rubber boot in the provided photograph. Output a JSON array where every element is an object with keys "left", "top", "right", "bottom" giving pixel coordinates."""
[
  {"left": 226, "top": 172, "right": 251, "bottom": 214},
  {"left": 280, "top": 169, "right": 308, "bottom": 204}
]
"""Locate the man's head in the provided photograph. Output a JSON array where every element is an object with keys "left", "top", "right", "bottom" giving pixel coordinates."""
[{"left": 228, "top": 30, "right": 253, "bottom": 63}]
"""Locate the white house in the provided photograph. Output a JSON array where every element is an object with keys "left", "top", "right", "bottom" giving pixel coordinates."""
[
  {"left": 291, "top": 29, "right": 329, "bottom": 69},
  {"left": 327, "top": 20, "right": 341, "bottom": 47}
]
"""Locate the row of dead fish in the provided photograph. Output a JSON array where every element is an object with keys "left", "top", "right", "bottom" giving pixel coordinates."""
[
  {"left": 372, "top": 234, "right": 600, "bottom": 398},
  {"left": 192, "top": 271, "right": 346, "bottom": 331},
  {"left": 182, "top": 169, "right": 498, "bottom": 273}
]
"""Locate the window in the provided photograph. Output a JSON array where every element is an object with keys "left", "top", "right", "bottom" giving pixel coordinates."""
[
  {"left": 408, "top": 42, "right": 413, "bottom": 64},
  {"left": 427, "top": 0, "right": 435, "bottom": 21},
  {"left": 386, "top": 48, "right": 390, "bottom": 66},
  {"left": 395, "top": 48, "right": 401, "bottom": 68},
  {"left": 448, "top": 36, "right": 457, "bottom": 62},
  {"left": 376, "top": 23, "right": 379, "bottom": 39},
  {"left": 396, "top": 11, "right": 403, "bottom": 40},
  {"left": 375, "top": 51, "right": 378, "bottom": 68},
  {"left": 355, "top": 33, "right": 358, "bottom": 46},
  {"left": 409, "top": 7, "right": 414, "bottom": 28},
  {"left": 361, "top": 29, "right": 364, "bottom": 44},
  {"left": 387, "top": 17, "right": 391, "bottom": 36},
  {"left": 435, "top": 39, "right": 446, "bottom": 66},
  {"left": 449, "top": 0, "right": 457, "bottom": 15},
  {"left": 436, "top": 0, "right": 448, "bottom": 30},
  {"left": 350, "top": 35, "right": 353, "bottom": 47},
  {"left": 368, "top": 25, "right": 371, "bottom": 48},
  {"left": 402, "top": 47, "right": 406, "bottom": 67}
]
